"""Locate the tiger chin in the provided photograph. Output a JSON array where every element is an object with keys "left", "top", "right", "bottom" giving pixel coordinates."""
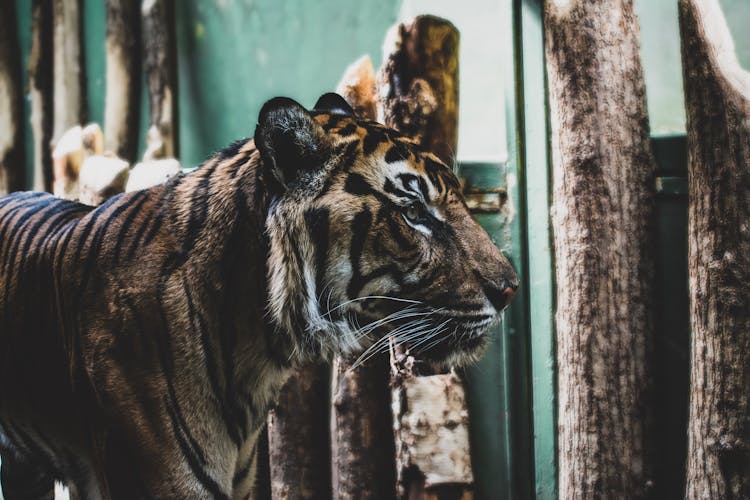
[{"left": 0, "top": 93, "right": 517, "bottom": 499}]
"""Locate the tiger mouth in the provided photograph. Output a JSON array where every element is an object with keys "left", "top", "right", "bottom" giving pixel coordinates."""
[{"left": 346, "top": 309, "right": 498, "bottom": 368}]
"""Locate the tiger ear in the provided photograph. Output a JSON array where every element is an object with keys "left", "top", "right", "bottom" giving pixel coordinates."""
[
  {"left": 254, "top": 97, "right": 330, "bottom": 190},
  {"left": 313, "top": 92, "right": 355, "bottom": 117}
]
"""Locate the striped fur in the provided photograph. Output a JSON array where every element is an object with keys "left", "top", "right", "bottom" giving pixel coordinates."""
[{"left": 0, "top": 95, "right": 517, "bottom": 499}]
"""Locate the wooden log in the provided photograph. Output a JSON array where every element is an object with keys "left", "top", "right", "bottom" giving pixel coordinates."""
[
  {"left": 377, "top": 15, "right": 459, "bottom": 166},
  {"left": 78, "top": 154, "right": 130, "bottom": 206},
  {"left": 329, "top": 55, "right": 398, "bottom": 500},
  {"left": 141, "top": 0, "right": 178, "bottom": 160},
  {"left": 679, "top": 1, "right": 750, "bottom": 497},
  {"left": 267, "top": 363, "right": 331, "bottom": 500},
  {"left": 391, "top": 371, "right": 474, "bottom": 500},
  {"left": 378, "top": 17, "right": 472, "bottom": 499},
  {"left": 544, "top": 1, "right": 657, "bottom": 497},
  {"left": 0, "top": 0, "right": 26, "bottom": 193},
  {"left": 104, "top": 0, "right": 141, "bottom": 162},
  {"left": 52, "top": 0, "right": 85, "bottom": 143},
  {"left": 29, "top": 0, "right": 55, "bottom": 192},
  {"left": 52, "top": 123, "right": 103, "bottom": 200}
]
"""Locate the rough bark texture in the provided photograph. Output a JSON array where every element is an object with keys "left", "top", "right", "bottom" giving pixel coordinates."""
[
  {"left": 29, "top": 0, "right": 55, "bottom": 192},
  {"left": 142, "top": 0, "right": 178, "bottom": 161},
  {"left": 268, "top": 363, "right": 331, "bottom": 500},
  {"left": 377, "top": 15, "right": 459, "bottom": 166},
  {"left": 105, "top": 0, "right": 141, "bottom": 162},
  {"left": 0, "top": 0, "right": 26, "bottom": 193},
  {"left": 544, "top": 1, "right": 656, "bottom": 498},
  {"left": 52, "top": 0, "right": 85, "bottom": 143},
  {"left": 679, "top": 1, "right": 750, "bottom": 498},
  {"left": 329, "top": 55, "right": 397, "bottom": 500}
]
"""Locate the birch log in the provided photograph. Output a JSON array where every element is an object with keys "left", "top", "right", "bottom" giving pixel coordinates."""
[
  {"left": 679, "top": 1, "right": 750, "bottom": 497},
  {"left": 377, "top": 15, "right": 459, "bottom": 166},
  {"left": 29, "top": 0, "right": 55, "bottom": 192},
  {"left": 378, "top": 17, "right": 473, "bottom": 499},
  {"left": 52, "top": 0, "right": 85, "bottom": 143},
  {"left": 544, "top": 1, "right": 657, "bottom": 497},
  {"left": 330, "top": 55, "right": 397, "bottom": 500},
  {"left": 142, "top": 0, "right": 178, "bottom": 160},
  {"left": 268, "top": 363, "right": 331, "bottom": 500},
  {"left": 0, "top": 0, "right": 26, "bottom": 193},
  {"left": 105, "top": 0, "right": 141, "bottom": 162}
]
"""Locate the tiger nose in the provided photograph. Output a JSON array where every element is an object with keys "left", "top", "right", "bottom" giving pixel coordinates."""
[{"left": 487, "top": 281, "right": 518, "bottom": 311}]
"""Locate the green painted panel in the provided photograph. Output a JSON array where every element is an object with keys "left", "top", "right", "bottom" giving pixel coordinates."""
[
  {"left": 517, "top": 0, "right": 556, "bottom": 498},
  {"left": 174, "top": 0, "right": 400, "bottom": 168}
]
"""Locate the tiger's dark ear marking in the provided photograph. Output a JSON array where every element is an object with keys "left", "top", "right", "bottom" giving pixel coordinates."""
[
  {"left": 313, "top": 93, "right": 355, "bottom": 117},
  {"left": 254, "top": 97, "right": 330, "bottom": 190}
]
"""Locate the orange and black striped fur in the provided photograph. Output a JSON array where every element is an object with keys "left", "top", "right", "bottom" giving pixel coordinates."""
[{"left": 0, "top": 94, "right": 518, "bottom": 499}]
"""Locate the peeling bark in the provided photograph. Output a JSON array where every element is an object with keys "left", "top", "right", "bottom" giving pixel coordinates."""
[
  {"left": 29, "top": 0, "right": 55, "bottom": 192},
  {"left": 544, "top": 1, "right": 657, "bottom": 498},
  {"left": 142, "top": 0, "right": 178, "bottom": 160},
  {"left": 377, "top": 15, "right": 459, "bottom": 166},
  {"left": 330, "top": 55, "right": 397, "bottom": 500},
  {"left": 391, "top": 371, "right": 474, "bottom": 500},
  {"left": 52, "top": 0, "right": 85, "bottom": 143},
  {"left": 104, "top": 0, "right": 141, "bottom": 162},
  {"left": 268, "top": 363, "right": 331, "bottom": 500},
  {"left": 0, "top": 0, "right": 26, "bottom": 193},
  {"left": 679, "top": 1, "right": 750, "bottom": 498}
]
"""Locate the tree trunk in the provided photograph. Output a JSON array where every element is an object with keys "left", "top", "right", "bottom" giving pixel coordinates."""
[
  {"left": 391, "top": 370, "right": 474, "bottom": 500},
  {"left": 378, "top": 17, "right": 472, "bottom": 500},
  {"left": 679, "top": 1, "right": 750, "bottom": 498},
  {"left": 544, "top": 1, "right": 656, "bottom": 498},
  {"left": 329, "top": 55, "right": 397, "bottom": 500},
  {"left": 268, "top": 363, "right": 331, "bottom": 500},
  {"left": 29, "top": 0, "right": 55, "bottom": 192},
  {"left": 377, "top": 15, "right": 459, "bottom": 166},
  {"left": 52, "top": 0, "right": 85, "bottom": 143},
  {"left": 142, "top": 0, "right": 178, "bottom": 161},
  {"left": 0, "top": 0, "right": 26, "bottom": 193},
  {"left": 104, "top": 0, "right": 140, "bottom": 162}
]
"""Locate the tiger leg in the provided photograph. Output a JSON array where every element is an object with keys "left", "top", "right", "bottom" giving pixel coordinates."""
[{"left": 0, "top": 454, "right": 55, "bottom": 500}]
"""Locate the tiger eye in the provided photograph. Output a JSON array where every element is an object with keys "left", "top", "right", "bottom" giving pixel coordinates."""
[{"left": 405, "top": 205, "right": 420, "bottom": 222}]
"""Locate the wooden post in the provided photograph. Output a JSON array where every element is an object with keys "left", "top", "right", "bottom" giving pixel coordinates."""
[
  {"left": 52, "top": 0, "right": 85, "bottom": 143},
  {"left": 142, "top": 0, "right": 178, "bottom": 160},
  {"left": 544, "top": 1, "right": 657, "bottom": 497},
  {"left": 679, "top": 1, "right": 750, "bottom": 497},
  {"left": 267, "top": 363, "right": 331, "bottom": 500},
  {"left": 0, "top": 0, "right": 26, "bottom": 193},
  {"left": 29, "top": 0, "right": 55, "bottom": 192},
  {"left": 105, "top": 0, "right": 141, "bottom": 162},
  {"left": 330, "top": 55, "right": 397, "bottom": 500},
  {"left": 378, "top": 16, "right": 473, "bottom": 499},
  {"left": 377, "top": 15, "right": 459, "bottom": 166}
]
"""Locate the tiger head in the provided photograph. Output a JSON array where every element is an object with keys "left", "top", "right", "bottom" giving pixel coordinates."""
[{"left": 255, "top": 94, "right": 518, "bottom": 367}]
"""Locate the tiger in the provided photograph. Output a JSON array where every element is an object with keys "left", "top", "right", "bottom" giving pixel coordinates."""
[{"left": 0, "top": 93, "right": 518, "bottom": 499}]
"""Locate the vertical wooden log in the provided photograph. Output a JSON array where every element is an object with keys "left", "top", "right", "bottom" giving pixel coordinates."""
[
  {"left": 679, "top": 1, "right": 750, "bottom": 498},
  {"left": 0, "top": 0, "right": 26, "bottom": 193},
  {"left": 268, "top": 363, "right": 331, "bottom": 500},
  {"left": 544, "top": 1, "right": 656, "bottom": 498},
  {"left": 105, "top": 0, "right": 141, "bottom": 162},
  {"left": 330, "top": 55, "right": 397, "bottom": 500},
  {"left": 377, "top": 15, "right": 459, "bottom": 166},
  {"left": 52, "top": 0, "right": 85, "bottom": 143},
  {"left": 378, "top": 17, "right": 471, "bottom": 500},
  {"left": 142, "top": 0, "right": 178, "bottom": 160},
  {"left": 29, "top": 0, "right": 55, "bottom": 192}
]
